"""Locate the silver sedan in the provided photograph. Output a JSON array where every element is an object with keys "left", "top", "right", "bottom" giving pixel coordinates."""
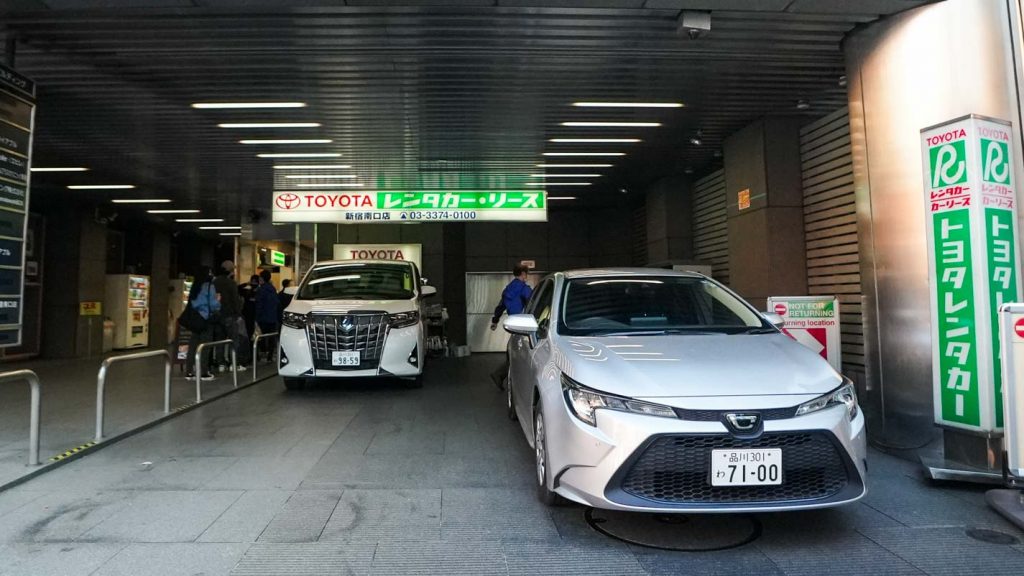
[{"left": 503, "top": 268, "right": 867, "bottom": 512}]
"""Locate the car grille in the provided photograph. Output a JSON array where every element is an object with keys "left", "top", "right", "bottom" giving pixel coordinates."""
[
  {"left": 307, "top": 313, "right": 389, "bottom": 371},
  {"left": 616, "top": 432, "right": 850, "bottom": 506},
  {"left": 673, "top": 407, "right": 797, "bottom": 421}
]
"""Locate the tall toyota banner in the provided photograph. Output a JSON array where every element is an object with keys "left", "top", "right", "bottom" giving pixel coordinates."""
[
  {"left": 766, "top": 296, "right": 842, "bottom": 372},
  {"left": 921, "top": 115, "right": 1021, "bottom": 433}
]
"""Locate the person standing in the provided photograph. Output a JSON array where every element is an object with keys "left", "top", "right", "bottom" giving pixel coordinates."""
[
  {"left": 255, "top": 270, "right": 279, "bottom": 362},
  {"left": 488, "top": 265, "right": 533, "bottom": 389},
  {"left": 277, "top": 278, "right": 294, "bottom": 326},
  {"left": 185, "top": 265, "right": 220, "bottom": 381},
  {"left": 213, "top": 260, "right": 247, "bottom": 371},
  {"left": 241, "top": 274, "right": 259, "bottom": 341}
]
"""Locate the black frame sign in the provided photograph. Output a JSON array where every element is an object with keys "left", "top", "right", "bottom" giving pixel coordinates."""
[{"left": 0, "top": 63, "right": 34, "bottom": 348}]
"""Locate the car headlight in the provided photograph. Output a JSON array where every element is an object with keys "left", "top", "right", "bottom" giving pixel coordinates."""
[
  {"left": 561, "top": 373, "right": 676, "bottom": 426},
  {"left": 389, "top": 311, "right": 420, "bottom": 329},
  {"left": 282, "top": 311, "right": 306, "bottom": 330},
  {"left": 795, "top": 378, "right": 859, "bottom": 420}
]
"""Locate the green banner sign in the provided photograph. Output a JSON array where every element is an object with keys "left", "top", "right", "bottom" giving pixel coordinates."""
[{"left": 271, "top": 190, "right": 547, "bottom": 224}]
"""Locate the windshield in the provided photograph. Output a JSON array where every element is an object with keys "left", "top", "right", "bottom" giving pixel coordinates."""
[
  {"left": 559, "top": 276, "right": 771, "bottom": 336},
  {"left": 297, "top": 263, "right": 416, "bottom": 300}
]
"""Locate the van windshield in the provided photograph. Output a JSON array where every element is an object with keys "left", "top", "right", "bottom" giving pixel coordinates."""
[{"left": 297, "top": 263, "right": 416, "bottom": 300}]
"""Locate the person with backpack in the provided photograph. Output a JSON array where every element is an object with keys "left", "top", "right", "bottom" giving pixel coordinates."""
[
  {"left": 183, "top": 265, "right": 220, "bottom": 381},
  {"left": 488, "top": 264, "right": 533, "bottom": 389}
]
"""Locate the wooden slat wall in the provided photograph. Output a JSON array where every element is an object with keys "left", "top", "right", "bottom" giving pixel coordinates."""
[
  {"left": 632, "top": 203, "right": 647, "bottom": 266},
  {"left": 692, "top": 169, "right": 730, "bottom": 285},
  {"left": 800, "top": 107, "right": 864, "bottom": 375}
]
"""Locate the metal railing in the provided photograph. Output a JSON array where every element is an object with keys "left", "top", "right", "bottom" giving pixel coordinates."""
[
  {"left": 194, "top": 339, "right": 237, "bottom": 402},
  {"left": 95, "top": 349, "right": 171, "bottom": 442},
  {"left": 252, "top": 331, "right": 279, "bottom": 383},
  {"left": 0, "top": 369, "right": 42, "bottom": 466}
]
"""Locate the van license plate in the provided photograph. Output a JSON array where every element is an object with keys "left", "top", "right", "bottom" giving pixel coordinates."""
[{"left": 332, "top": 351, "right": 360, "bottom": 367}]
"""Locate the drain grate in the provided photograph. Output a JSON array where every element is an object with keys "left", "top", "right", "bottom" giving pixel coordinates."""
[
  {"left": 965, "top": 528, "right": 1020, "bottom": 545},
  {"left": 585, "top": 508, "right": 762, "bottom": 552}
]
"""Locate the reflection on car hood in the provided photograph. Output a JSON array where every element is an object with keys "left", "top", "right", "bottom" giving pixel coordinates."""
[
  {"left": 556, "top": 333, "right": 841, "bottom": 398},
  {"left": 285, "top": 298, "right": 416, "bottom": 315}
]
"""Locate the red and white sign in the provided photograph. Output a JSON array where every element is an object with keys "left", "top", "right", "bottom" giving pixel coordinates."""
[
  {"left": 773, "top": 302, "right": 787, "bottom": 316},
  {"left": 333, "top": 243, "right": 423, "bottom": 270},
  {"left": 767, "top": 296, "right": 842, "bottom": 371},
  {"left": 1014, "top": 317, "right": 1024, "bottom": 340}
]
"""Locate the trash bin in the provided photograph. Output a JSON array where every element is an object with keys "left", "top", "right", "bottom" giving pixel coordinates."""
[{"left": 102, "top": 319, "right": 115, "bottom": 353}]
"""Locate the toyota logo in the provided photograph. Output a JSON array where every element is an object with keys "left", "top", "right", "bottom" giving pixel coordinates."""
[
  {"left": 725, "top": 413, "right": 760, "bottom": 432},
  {"left": 276, "top": 193, "right": 301, "bottom": 210}
]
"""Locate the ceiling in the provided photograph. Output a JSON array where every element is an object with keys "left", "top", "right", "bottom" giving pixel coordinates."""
[{"left": 0, "top": 0, "right": 926, "bottom": 230}]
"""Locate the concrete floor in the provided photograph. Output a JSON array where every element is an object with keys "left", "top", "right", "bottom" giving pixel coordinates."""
[{"left": 0, "top": 354, "right": 1022, "bottom": 575}]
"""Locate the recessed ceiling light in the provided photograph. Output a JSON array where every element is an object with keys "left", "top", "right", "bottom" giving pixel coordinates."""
[
  {"left": 191, "top": 102, "right": 306, "bottom": 109},
  {"left": 240, "top": 139, "right": 332, "bottom": 144},
  {"left": 284, "top": 174, "right": 358, "bottom": 179},
  {"left": 796, "top": 99, "right": 811, "bottom": 110},
  {"left": 293, "top": 183, "right": 364, "bottom": 188},
  {"left": 199, "top": 226, "right": 243, "bottom": 230},
  {"left": 561, "top": 122, "right": 661, "bottom": 127},
  {"left": 529, "top": 174, "right": 601, "bottom": 178},
  {"left": 525, "top": 182, "right": 593, "bottom": 186},
  {"left": 273, "top": 164, "right": 351, "bottom": 170},
  {"left": 572, "top": 102, "right": 684, "bottom": 108},
  {"left": 543, "top": 152, "right": 625, "bottom": 157},
  {"left": 547, "top": 196, "right": 578, "bottom": 200},
  {"left": 67, "top": 184, "right": 135, "bottom": 189},
  {"left": 257, "top": 153, "right": 341, "bottom": 158},
  {"left": 218, "top": 123, "right": 320, "bottom": 128},
  {"left": 219, "top": 232, "right": 242, "bottom": 236},
  {"left": 148, "top": 209, "right": 201, "bottom": 214},
  {"left": 176, "top": 218, "right": 225, "bottom": 223},
  {"left": 111, "top": 199, "right": 172, "bottom": 204},
  {"left": 535, "top": 163, "right": 613, "bottom": 168},
  {"left": 30, "top": 167, "right": 89, "bottom": 172},
  {"left": 549, "top": 138, "right": 640, "bottom": 143}
]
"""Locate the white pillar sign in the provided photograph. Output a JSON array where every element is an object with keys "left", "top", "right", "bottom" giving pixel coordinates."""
[
  {"left": 921, "top": 115, "right": 1021, "bottom": 432},
  {"left": 766, "top": 296, "right": 842, "bottom": 372}
]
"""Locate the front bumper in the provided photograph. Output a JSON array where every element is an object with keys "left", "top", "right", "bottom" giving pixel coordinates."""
[
  {"left": 278, "top": 323, "right": 424, "bottom": 379},
  {"left": 544, "top": 395, "right": 867, "bottom": 513}
]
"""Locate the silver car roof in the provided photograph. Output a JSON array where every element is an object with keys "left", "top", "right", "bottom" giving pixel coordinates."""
[{"left": 560, "top": 267, "right": 708, "bottom": 280}]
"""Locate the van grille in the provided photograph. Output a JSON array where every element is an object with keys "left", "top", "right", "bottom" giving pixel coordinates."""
[{"left": 307, "top": 313, "right": 389, "bottom": 370}]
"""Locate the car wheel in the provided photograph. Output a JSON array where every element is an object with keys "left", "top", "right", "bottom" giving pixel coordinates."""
[
  {"left": 507, "top": 378, "right": 518, "bottom": 421},
  {"left": 534, "top": 402, "right": 564, "bottom": 506},
  {"left": 283, "top": 377, "right": 305, "bottom": 391}
]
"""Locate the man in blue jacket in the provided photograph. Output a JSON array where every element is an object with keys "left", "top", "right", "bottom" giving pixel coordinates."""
[
  {"left": 489, "top": 265, "right": 533, "bottom": 389},
  {"left": 255, "top": 270, "right": 279, "bottom": 362}
]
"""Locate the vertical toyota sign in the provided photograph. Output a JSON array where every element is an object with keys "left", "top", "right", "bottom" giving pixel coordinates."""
[
  {"left": 921, "top": 115, "right": 1021, "bottom": 432},
  {"left": 0, "top": 63, "right": 35, "bottom": 348}
]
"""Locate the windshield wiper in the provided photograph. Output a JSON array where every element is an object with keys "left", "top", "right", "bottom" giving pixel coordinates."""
[
  {"left": 592, "top": 329, "right": 721, "bottom": 337},
  {"left": 741, "top": 327, "right": 778, "bottom": 334}
]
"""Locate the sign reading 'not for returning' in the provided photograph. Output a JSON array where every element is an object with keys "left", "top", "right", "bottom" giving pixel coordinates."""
[
  {"left": 272, "top": 190, "right": 547, "bottom": 223},
  {"left": 767, "top": 296, "right": 842, "bottom": 372}
]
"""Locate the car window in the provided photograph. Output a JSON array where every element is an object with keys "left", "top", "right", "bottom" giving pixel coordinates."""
[
  {"left": 528, "top": 279, "right": 554, "bottom": 338},
  {"left": 559, "top": 276, "right": 768, "bottom": 336}
]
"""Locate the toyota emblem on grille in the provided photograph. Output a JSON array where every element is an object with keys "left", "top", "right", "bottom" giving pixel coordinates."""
[
  {"left": 341, "top": 318, "right": 355, "bottom": 332},
  {"left": 725, "top": 413, "right": 760, "bottom": 431}
]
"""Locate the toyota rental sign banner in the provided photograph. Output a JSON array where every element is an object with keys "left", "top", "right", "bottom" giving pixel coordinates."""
[
  {"left": 272, "top": 190, "right": 547, "bottom": 223},
  {"left": 921, "top": 115, "right": 1021, "bottom": 433}
]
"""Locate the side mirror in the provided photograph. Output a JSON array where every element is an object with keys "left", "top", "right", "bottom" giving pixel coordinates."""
[
  {"left": 283, "top": 286, "right": 298, "bottom": 296},
  {"left": 764, "top": 312, "right": 785, "bottom": 328},
  {"left": 420, "top": 285, "right": 437, "bottom": 298},
  {"left": 504, "top": 314, "right": 539, "bottom": 335}
]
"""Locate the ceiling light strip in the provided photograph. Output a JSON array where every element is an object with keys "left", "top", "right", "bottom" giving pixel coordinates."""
[
  {"left": 240, "top": 139, "right": 332, "bottom": 144},
  {"left": 561, "top": 122, "right": 661, "bottom": 127},
  {"left": 542, "top": 152, "right": 625, "bottom": 157},
  {"left": 272, "top": 164, "right": 351, "bottom": 169},
  {"left": 192, "top": 102, "right": 306, "bottom": 109},
  {"left": 257, "top": 153, "right": 341, "bottom": 158},
  {"left": 111, "top": 199, "right": 172, "bottom": 204},
  {"left": 572, "top": 102, "right": 683, "bottom": 108},
  {"left": 148, "top": 209, "right": 200, "bottom": 214},
  {"left": 176, "top": 218, "right": 225, "bottom": 223},
  {"left": 68, "top": 184, "right": 135, "bottom": 189},
  {"left": 218, "top": 123, "right": 320, "bottom": 128},
  {"left": 30, "top": 167, "right": 89, "bottom": 172},
  {"left": 284, "top": 174, "right": 358, "bottom": 179},
  {"left": 549, "top": 138, "right": 640, "bottom": 143}
]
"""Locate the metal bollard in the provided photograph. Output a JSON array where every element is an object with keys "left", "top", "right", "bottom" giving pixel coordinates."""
[
  {"left": 95, "top": 349, "right": 172, "bottom": 442},
  {"left": 0, "top": 369, "right": 42, "bottom": 466},
  {"left": 252, "top": 332, "right": 279, "bottom": 383},
  {"left": 194, "top": 339, "right": 235, "bottom": 402}
]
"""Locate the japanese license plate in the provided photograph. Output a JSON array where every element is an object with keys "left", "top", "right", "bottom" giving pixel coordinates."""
[
  {"left": 331, "top": 351, "right": 361, "bottom": 367},
  {"left": 710, "top": 448, "right": 783, "bottom": 486}
]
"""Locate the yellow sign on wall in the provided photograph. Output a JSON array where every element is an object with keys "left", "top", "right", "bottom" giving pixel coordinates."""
[
  {"left": 79, "top": 301, "right": 102, "bottom": 316},
  {"left": 737, "top": 189, "right": 751, "bottom": 211}
]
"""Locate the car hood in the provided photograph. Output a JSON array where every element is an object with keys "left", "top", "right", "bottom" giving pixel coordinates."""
[
  {"left": 557, "top": 333, "right": 842, "bottom": 398},
  {"left": 285, "top": 298, "right": 416, "bottom": 315}
]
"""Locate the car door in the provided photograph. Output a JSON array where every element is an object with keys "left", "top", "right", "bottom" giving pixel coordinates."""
[{"left": 512, "top": 279, "right": 554, "bottom": 427}]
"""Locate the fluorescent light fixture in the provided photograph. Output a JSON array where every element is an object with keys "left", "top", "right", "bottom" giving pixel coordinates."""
[
  {"left": 67, "top": 184, "right": 135, "bottom": 190},
  {"left": 148, "top": 209, "right": 201, "bottom": 214},
  {"left": 529, "top": 174, "right": 601, "bottom": 178},
  {"left": 257, "top": 153, "right": 341, "bottom": 158},
  {"left": 111, "top": 199, "right": 172, "bottom": 204},
  {"left": 543, "top": 152, "right": 625, "bottom": 157},
  {"left": 561, "top": 122, "right": 661, "bottom": 127},
  {"left": 218, "top": 122, "right": 320, "bottom": 128},
  {"left": 525, "top": 182, "right": 593, "bottom": 186},
  {"left": 549, "top": 138, "right": 640, "bottom": 143},
  {"left": 572, "top": 102, "right": 683, "bottom": 108},
  {"left": 284, "top": 174, "right": 358, "bottom": 179},
  {"left": 191, "top": 102, "right": 306, "bottom": 109},
  {"left": 536, "top": 163, "right": 613, "bottom": 168},
  {"left": 30, "top": 167, "right": 89, "bottom": 172},
  {"left": 547, "top": 196, "right": 578, "bottom": 200},
  {"left": 294, "top": 183, "right": 365, "bottom": 188},
  {"left": 176, "top": 218, "right": 225, "bottom": 223},
  {"left": 240, "top": 139, "right": 332, "bottom": 144},
  {"left": 200, "top": 226, "right": 242, "bottom": 230},
  {"left": 273, "top": 164, "right": 351, "bottom": 170},
  {"left": 219, "top": 232, "right": 242, "bottom": 236}
]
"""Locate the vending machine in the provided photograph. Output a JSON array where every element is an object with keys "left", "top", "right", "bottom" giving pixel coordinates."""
[{"left": 104, "top": 274, "right": 150, "bottom": 349}]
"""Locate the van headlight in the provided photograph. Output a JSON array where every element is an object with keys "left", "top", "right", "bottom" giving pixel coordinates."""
[
  {"left": 282, "top": 311, "right": 307, "bottom": 330},
  {"left": 389, "top": 311, "right": 420, "bottom": 328},
  {"left": 561, "top": 373, "right": 676, "bottom": 426},
  {"left": 795, "top": 378, "right": 858, "bottom": 420}
]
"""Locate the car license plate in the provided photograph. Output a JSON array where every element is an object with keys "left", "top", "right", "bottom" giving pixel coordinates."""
[
  {"left": 331, "top": 351, "right": 360, "bottom": 367},
  {"left": 710, "top": 448, "right": 782, "bottom": 486}
]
